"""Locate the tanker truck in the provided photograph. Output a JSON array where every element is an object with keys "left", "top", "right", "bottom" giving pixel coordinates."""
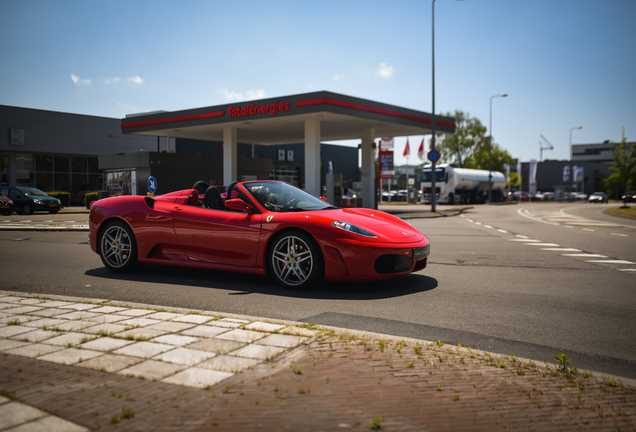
[{"left": 421, "top": 164, "right": 507, "bottom": 204}]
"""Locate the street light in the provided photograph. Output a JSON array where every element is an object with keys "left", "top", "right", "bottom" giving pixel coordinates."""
[
  {"left": 570, "top": 126, "right": 583, "bottom": 196},
  {"left": 488, "top": 93, "right": 508, "bottom": 203}
]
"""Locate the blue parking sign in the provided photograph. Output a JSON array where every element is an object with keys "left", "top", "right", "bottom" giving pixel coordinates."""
[{"left": 147, "top": 176, "right": 157, "bottom": 193}]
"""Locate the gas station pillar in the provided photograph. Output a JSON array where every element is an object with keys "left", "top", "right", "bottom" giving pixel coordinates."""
[
  {"left": 360, "top": 128, "right": 376, "bottom": 208},
  {"left": 304, "top": 120, "right": 321, "bottom": 196},
  {"left": 223, "top": 128, "right": 237, "bottom": 185}
]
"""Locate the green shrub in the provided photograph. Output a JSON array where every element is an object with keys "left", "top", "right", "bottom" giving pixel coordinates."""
[
  {"left": 85, "top": 192, "right": 99, "bottom": 208},
  {"left": 48, "top": 191, "right": 70, "bottom": 207}
]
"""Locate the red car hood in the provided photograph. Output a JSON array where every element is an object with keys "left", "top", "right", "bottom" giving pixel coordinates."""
[{"left": 320, "top": 208, "right": 424, "bottom": 242}]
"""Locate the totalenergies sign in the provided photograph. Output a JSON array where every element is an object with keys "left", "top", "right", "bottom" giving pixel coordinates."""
[{"left": 227, "top": 101, "right": 290, "bottom": 118}]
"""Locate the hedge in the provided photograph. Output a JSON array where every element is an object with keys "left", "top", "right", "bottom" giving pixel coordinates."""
[
  {"left": 48, "top": 191, "right": 70, "bottom": 208},
  {"left": 85, "top": 192, "right": 99, "bottom": 209}
]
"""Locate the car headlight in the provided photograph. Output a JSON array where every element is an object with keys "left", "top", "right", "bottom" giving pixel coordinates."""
[
  {"left": 332, "top": 221, "right": 377, "bottom": 238},
  {"left": 57, "top": 199, "right": 61, "bottom": 204},
  {"left": 33, "top": 199, "right": 44, "bottom": 205}
]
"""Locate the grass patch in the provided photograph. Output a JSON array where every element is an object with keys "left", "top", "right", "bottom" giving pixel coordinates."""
[{"left": 606, "top": 206, "right": 636, "bottom": 219}]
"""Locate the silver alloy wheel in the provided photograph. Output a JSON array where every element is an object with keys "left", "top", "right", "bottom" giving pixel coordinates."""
[
  {"left": 271, "top": 235, "right": 314, "bottom": 287},
  {"left": 100, "top": 224, "right": 132, "bottom": 269}
]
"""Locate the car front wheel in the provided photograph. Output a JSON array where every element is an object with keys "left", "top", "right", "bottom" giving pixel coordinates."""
[
  {"left": 22, "top": 204, "right": 33, "bottom": 215},
  {"left": 269, "top": 231, "right": 323, "bottom": 289},
  {"left": 99, "top": 220, "right": 139, "bottom": 273}
]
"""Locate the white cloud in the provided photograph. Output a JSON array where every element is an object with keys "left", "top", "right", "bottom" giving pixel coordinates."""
[
  {"left": 104, "top": 77, "right": 120, "bottom": 85},
  {"left": 375, "top": 63, "right": 394, "bottom": 78},
  {"left": 221, "top": 89, "right": 265, "bottom": 101},
  {"left": 127, "top": 76, "right": 144, "bottom": 84},
  {"left": 70, "top": 74, "right": 91, "bottom": 85},
  {"left": 117, "top": 102, "right": 137, "bottom": 112},
  {"left": 333, "top": 75, "right": 343, "bottom": 81}
]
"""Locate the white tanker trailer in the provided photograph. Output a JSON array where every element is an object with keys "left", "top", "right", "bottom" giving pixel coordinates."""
[{"left": 421, "top": 164, "right": 507, "bottom": 204}]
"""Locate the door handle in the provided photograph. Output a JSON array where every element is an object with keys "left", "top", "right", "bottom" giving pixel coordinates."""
[{"left": 174, "top": 207, "right": 183, "bottom": 211}]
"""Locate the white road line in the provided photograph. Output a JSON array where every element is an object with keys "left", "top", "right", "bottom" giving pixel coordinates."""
[
  {"left": 510, "top": 239, "right": 541, "bottom": 242},
  {"left": 619, "top": 269, "right": 636, "bottom": 272},
  {"left": 583, "top": 228, "right": 595, "bottom": 232},
  {"left": 611, "top": 233, "right": 629, "bottom": 237},
  {"left": 497, "top": 229, "right": 508, "bottom": 233},
  {"left": 563, "top": 254, "right": 608, "bottom": 257},
  {"left": 526, "top": 243, "right": 560, "bottom": 247},
  {"left": 475, "top": 222, "right": 482, "bottom": 225},
  {"left": 515, "top": 235, "right": 529, "bottom": 238},
  {"left": 468, "top": 219, "right": 474, "bottom": 222},
  {"left": 517, "top": 208, "right": 560, "bottom": 226},
  {"left": 586, "top": 260, "right": 636, "bottom": 264},
  {"left": 484, "top": 225, "right": 492, "bottom": 229},
  {"left": 541, "top": 248, "right": 581, "bottom": 252}
]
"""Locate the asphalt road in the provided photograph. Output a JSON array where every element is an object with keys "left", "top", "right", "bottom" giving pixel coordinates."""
[{"left": 0, "top": 202, "right": 634, "bottom": 380}]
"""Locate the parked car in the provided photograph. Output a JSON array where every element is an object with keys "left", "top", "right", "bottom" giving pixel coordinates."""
[
  {"left": 0, "top": 186, "right": 61, "bottom": 215},
  {"left": 542, "top": 192, "right": 555, "bottom": 201},
  {"left": 574, "top": 192, "right": 588, "bottom": 201},
  {"left": 70, "top": 183, "right": 103, "bottom": 205},
  {"left": 530, "top": 192, "right": 545, "bottom": 201},
  {"left": 588, "top": 192, "right": 608, "bottom": 204},
  {"left": 510, "top": 191, "right": 529, "bottom": 201},
  {"left": 0, "top": 193, "right": 14, "bottom": 216},
  {"left": 89, "top": 180, "right": 430, "bottom": 289},
  {"left": 622, "top": 191, "right": 636, "bottom": 203}
]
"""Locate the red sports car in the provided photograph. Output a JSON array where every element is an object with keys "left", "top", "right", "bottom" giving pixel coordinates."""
[{"left": 89, "top": 180, "right": 430, "bottom": 289}]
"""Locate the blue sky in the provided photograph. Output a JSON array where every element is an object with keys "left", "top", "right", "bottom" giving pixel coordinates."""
[{"left": 1, "top": 0, "right": 634, "bottom": 166}]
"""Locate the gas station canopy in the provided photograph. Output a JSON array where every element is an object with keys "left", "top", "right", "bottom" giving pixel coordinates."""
[{"left": 121, "top": 91, "right": 456, "bottom": 207}]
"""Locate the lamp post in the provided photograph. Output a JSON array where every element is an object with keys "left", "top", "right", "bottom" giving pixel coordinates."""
[
  {"left": 488, "top": 94, "right": 508, "bottom": 203},
  {"left": 570, "top": 126, "right": 583, "bottom": 196},
  {"left": 431, "top": 0, "right": 437, "bottom": 213}
]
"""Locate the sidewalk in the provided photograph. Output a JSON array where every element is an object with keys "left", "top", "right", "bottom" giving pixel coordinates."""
[{"left": 0, "top": 291, "right": 634, "bottom": 431}]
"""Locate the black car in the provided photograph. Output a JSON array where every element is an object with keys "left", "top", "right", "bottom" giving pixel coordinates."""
[
  {"left": 622, "top": 191, "right": 636, "bottom": 203},
  {"left": 0, "top": 186, "right": 61, "bottom": 215}
]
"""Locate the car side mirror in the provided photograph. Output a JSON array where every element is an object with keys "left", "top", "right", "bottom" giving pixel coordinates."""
[{"left": 224, "top": 198, "right": 254, "bottom": 214}]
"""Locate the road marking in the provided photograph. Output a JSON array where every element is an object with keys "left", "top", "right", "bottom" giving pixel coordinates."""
[
  {"left": 611, "top": 233, "right": 628, "bottom": 237},
  {"left": 563, "top": 254, "right": 608, "bottom": 257},
  {"left": 541, "top": 248, "right": 581, "bottom": 252},
  {"left": 515, "top": 234, "right": 529, "bottom": 238},
  {"left": 582, "top": 228, "right": 595, "bottom": 232},
  {"left": 497, "top": 229, "right": 508, "bottom": 233},
  {"left": 517, "top": 208, "right": 560, "bottom": 226},
  {"left": 475, "top": 222, "right": 482, "bottom": 225},
  {"left": 619, "top": 269, "right": 636, "bottom": 272},
  {"left": 510, "top": 239, "right": 541, "bottom": 242},
  {"left": 526, "top": 243, "right": 561, "bottom": 247},
  {"left": 468, "top": 219, "right": 474, "bottom": 222},
  {"left": 586, "top": 260, "right": 636, "bottom": 264}
]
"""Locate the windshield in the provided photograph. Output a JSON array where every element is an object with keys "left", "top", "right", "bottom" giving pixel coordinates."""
[
  {"left": 421, "top": 168, "right": 445, "bottom": 183},
  {"left": 242, "top": 181, "right": 336, "bottom": 212},
  {"left": 18, "top": 187, "right": 48, "bottom": 197}
]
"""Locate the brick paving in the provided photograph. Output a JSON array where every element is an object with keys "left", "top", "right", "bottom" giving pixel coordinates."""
[{"left": 0, "top": 291, "right": 635, "bottom": 431}]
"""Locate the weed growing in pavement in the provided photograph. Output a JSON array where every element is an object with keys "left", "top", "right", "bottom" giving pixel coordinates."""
[
  {"left": 293, "top": 365, "right": 303, "bottom": 375},
  {"left": 436, "top": 339, "right": 444, "bottom": 347},
  {"left": 368, "top": 416, "right": 383, "bottom": 430},
  {"left": 7, "top": 319, "right": 20, "bottom": 325}
]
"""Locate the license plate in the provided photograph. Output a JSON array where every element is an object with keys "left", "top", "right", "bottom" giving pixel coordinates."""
[
  {"left": 49, "top": 204, "right": 57, "bottom": 207},
  {"left": 413, "top": 245, "right": 430, "bottom": 260},
  {"left": 0, "top": 205, "right": 8, "bottom": 209}
]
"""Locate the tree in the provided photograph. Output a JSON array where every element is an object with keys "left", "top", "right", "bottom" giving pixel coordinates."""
[
  {"left": 604, "top": 137, "right": 636, "bottom": 200},
  {"left": 436, "top": 110, "right": 514, "bottom": 172}
]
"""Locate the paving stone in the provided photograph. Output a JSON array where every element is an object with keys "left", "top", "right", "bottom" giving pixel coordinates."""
[
  {"left": 216, "top": 328, "right": 267, "bottom": 343},
  {"left": 76, "top": 353, "right": 142, "bottom": 372},
  {"left": 0, "top": 296, "right": 22, "bottom": 302},
  {"left": 161, "top": 367, "right": 233, "bottom": 388},
  {"left": 181, "top": 325, "right": 228, "bottom": 338},
  {"left": 144, "top": 312, "right": 184, "bottom": 321},
  {"left": 0, "top": 315, "right": 37, "bottom": 325},
  {"left": 229, "top": 343, "right": 286, "bottom": 360},
  {"left": 145, "top": 321, "right": 194, "bottom": 333},
  {"left": 80, "top": 336, "right": 134, "bottom": 351},
  {"left": 210, "top": 321, "right": 243, "bottom": 328},
  {"left": 58, "top": 303, "right": 98, "bottom": 311},
  {"left": 87, "top": 306, "right": 128, "bottom": 313},
  {"left": 3, "top": 306, "right": 44, "bottom": 315},
  {"left": 5, "top": 342, "right": 64, "bottom": 358},
  {"left": 35, "top": 300, "right": 75, "bottom": 308},
  {"left": 53, "top": 320, "right": 95, "bottom": 331},
  {"left": 113, "top": 341, "right": 176, "bottom": 358},
  {"left": 11, "top": 329, "right": 59, "bottom": 342},
  {"left": 0, "top": 303, "right": 18, "bottom": 310},
  {"left": 197, "top": 354, "right": 260, "bottom": 373},
  {"left": 186, "top": 338, "right": 245, "bottom": 354},
  {"left": 116, "top": 328, "right": 167, "bottom": 340},
  {"left": 118, "top": 359, "right": 184, "bottom": 380},
  {"left": 280, "top": 325, "right": 318, "bottom": 337},
  {"left": 21, "top": 318, "right": 68, "bottom": 329},
  {"left": 41, "top": 332, "right": 91, "bottom": 347},
  {"left": 117, "top": 317, "right": 163, "bottom": 327},
  {"left": 218, "top": 318, "right": 250, "bottom": 324},
  {"left": 153, "top": 347, "right": 215, "bottom": 366},
  {"left": 172, "top": 314, "right": 214, "bottom": 324},
  {"left": 24, "top": 308, "right": 69, "bottom": 317},
  {"left": 257, "top": 333, "right": 307, "bottom": 348},
  {"left": 114, "top": 308, "right": 154, "bottom": 317},
  {"left": 8, "top": 413, "right": 89, "bottom": 431},
  {"left": 0, "top": 339, "right": 30, "bottom": 351},
  {"left": 10, "top": 298, "right": 43, "bottom": 305},
  {"left": 37, "top": 347, "right": 103, "bottom": 365},
  {"left": 244, "top": 321, "right": 286, "bottom": 332},
  {"left": 0, "top": 401, "right": 47, "bottom": 429},
  {"left": 0, "top": 325, "right": 36, "bottom": 338},
  {"left": 152, "top": 334, "right": 200, "bottom": 346},
  {"left": 55, "top": 311, "right": 100, "bottom": 320},
  {"left": 83, "top": 314, "right": 127, "bottom": 324},
  {"left": 81, "top": 323, "right": 128, "bottom": 335}
]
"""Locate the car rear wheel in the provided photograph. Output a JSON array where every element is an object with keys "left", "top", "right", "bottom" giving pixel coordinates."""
[
  {"left": 22, "top": 204, "right": 33, "bottom": 215},
  {"left": 269, "top": 230, "right": 323, "bottom": 290},
  {"left": 99, "top": 220, "right": 139, "bottom": 273}
]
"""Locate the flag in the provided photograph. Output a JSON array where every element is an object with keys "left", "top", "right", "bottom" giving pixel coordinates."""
[
  {"left": 417, "top": 139, "right": 424, "bottom": 160},
  {"left": 403, "top": 138, "right": 410, "bottom": 157}
]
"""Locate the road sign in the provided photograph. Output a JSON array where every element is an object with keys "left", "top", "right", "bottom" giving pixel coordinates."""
[
  {"left": 147, "top": 176, "right": 157, "bottom": 193},
  {"left": 427, "top": 149, "right": 440, "bottom": 163}
]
